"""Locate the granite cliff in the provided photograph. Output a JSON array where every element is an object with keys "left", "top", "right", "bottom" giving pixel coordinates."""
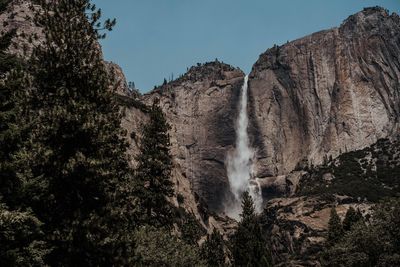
[
  {"left": 141, "top": 7, "right": 400, "bottom": 210},
  {"left": 249, "top": 7, "right": 400, "bottom": 197},
  {"left": 141, "top": 62, "right": 245, "bottom": 211}
]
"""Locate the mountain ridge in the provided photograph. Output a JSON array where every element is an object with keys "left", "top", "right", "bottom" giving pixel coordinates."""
[{"left": 134, "top": 6, "right": 400, "bottom": 212}]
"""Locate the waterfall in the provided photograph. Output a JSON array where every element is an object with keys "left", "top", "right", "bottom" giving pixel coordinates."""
[{"left": 225, "top": 75, "right": 263, "bottom": 219}]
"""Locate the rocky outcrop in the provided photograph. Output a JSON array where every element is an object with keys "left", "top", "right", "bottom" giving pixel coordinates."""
[
  {"left": 297, "top": 137, "right": 400, "bottom": 202},
  {"left": 249, "top": 7, "right": 400, "bottom": 191},
  {"left": 105, "top": 62, "right": 132, "bottom": 96},
  {"left": 263, "top": 196, "right": 372, "bottom": 266},
  {"left": 141, "top": 61, "right": 245, "bottom": 211},
  {"left": 0, "top": 0, "right": 42, "bottom": 57}
]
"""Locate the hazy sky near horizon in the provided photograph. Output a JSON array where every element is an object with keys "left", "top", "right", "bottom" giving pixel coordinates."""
[{"left": 93, "top": 0, "right": 400, "bottom": 92}]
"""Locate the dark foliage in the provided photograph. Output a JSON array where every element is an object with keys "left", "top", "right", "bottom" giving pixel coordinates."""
[
  {"left": 0, "top": 0, "right": 11, "bottom": 13},
  {"left": 0, "top": 203, "right": 50, "bottom": 266},
  {"left": 0, "top": 22, "right": 26, "bottom": 208},
  {"left": 0, "top": 9, "right": 48, "bottom": 265},
  {"left": 135, "top": 99, "right": 174, "bottom": 226},
  {"left": 201, "top": 228, "right": 225, "bottom": 267},
  {"left": 5, "top": 0, "right": 139, "bottom": 265},
  {"left": 322, "top": 198, "right": 400, "bottom": 267},
  {"left": 114, "top": 93, "right": 149, "bottom": 113},
  {"left": 180, "top": 212, "right": 205, "bottom": 245},
  {"left": 326, "top": 207, "right": 344, "bottom": 246},
  {"left": 298, "top": 138, "right": 400, "bottom": 202},
  {"left": 231, "top": 191, "right": 272, "bottom": 267},
  {"left": 342, "top": 207, "right": 363, "bottom": 231},
  {"left": 134, "top": 225, "right": 205, "bottom": 266}
]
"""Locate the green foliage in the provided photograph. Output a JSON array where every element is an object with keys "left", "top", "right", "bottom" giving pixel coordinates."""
[
  {"left": 240, "top": 191, "right": 256, "bottom": 221},
  {"left": 0, "top": 1, "right": 211, "bottom": 266},
  {"left": 177, "top": 193, "right": 185, "bottom": 204},
  {"left": 0, "top": 203, "right": 51, "bottom": 266},
  {"left": 0, "top": 21, "right": 27, "bottom": 209},
  {"left": 134, "top": 225, "right": 206, "bottom": 267},
  {"left": 114, "top": 93, "right": 149, "bottom": 113},
  {"left": 135, "top": 100, "right": 174, "bottom": 226},
  {"left": 14, "top": 1, "right": 138, "bottom": 265},
  {"left": 0, "top": 7, "right": 48, "bottom": 266},
  {"left": 180, "top": 212, "right": 205, "bottom": 245},
  {"left": 0, "top": 29, "right": 18, "bottom": 74},
  {"left": 327, "top": 207, "right": 344, "bottom": 245},
  {"left": 171, "top": 206, "right": 206, "bottom": 247},
  {"left": 201, "top": 228, "right": 225, "bottom": 267},
  {"left": 322, "top": 198, "right": 400, "bottom": 267},
  {"left": 342, "top": 207, "right": 363, "bottom": 231},
  {"left": 231, "top": 191, "right": 272, "bottom": 267},
  {"left": 0, "top": 0, "right": 11, "bottom": 13},
  {"left": 297, "top": 138, "right": 400, "bottom": 202},
  {"left": 0, "top": 69, "right": 30, "bottom": 209}
]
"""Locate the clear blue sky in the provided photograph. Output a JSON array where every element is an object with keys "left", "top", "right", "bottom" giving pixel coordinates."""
[{"left": 92, "top": 0, "right": 400, "bottom": 92}]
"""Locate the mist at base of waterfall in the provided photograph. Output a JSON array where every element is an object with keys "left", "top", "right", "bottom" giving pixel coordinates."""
[{"left": 225, "top": 75, "right": 263, "bottom": 220}]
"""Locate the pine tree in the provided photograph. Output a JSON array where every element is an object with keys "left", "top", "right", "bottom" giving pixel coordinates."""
[
  {"left": 231, "top": 191, "right": 272, "bottom": 267},
  {"left": 240, "top": 190, "right": 256, "bottom": 221},
  {"left": 135, "top": 99, "right": 174, "bottom": 226},
  {"left": 0, "top": 203, "right": 50, "bottom": 265},
  {"left": 0, "top": 21, "right": 23, "bottom": 208},
  {"left": 201, "top": 228, "right": 225, "bottom": 266},
  {"left": 343, "top": 206, "right": 363, "bottom": 231},
  {"left": 327, "top": 207, "right": 344, "bottom": 245},
  {"left": 0, "top": 8, "right": 49, "bottom": 264},
  {"left": 21, "top": 1, "right": 136, "bottom": 265},
  {"left": 134, "top": 225, "right": 206, "bottom": 266},
  {"left": 322, "top": 198, "right": 400, "bottom": 266}
]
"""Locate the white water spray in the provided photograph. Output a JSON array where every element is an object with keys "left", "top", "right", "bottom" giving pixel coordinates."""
[{"left": 225, "top": 75, "right": 263, "bottom": 219}]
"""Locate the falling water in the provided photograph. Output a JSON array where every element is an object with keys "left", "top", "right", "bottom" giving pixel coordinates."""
[{"left": 225, "top": 75, "right": 263, "bottom": 219}]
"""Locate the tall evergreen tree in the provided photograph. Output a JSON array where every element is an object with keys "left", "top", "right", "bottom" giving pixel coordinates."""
[
  {"left": 343, "top": 206, "right": 363, "bottom": 231},
  {"left": 19, "top": 0, "right": 136, "bottom": 265},
  {"left": 327, "top": 207, "right": 344, "bottom": 245},
  {"left": 201, "top": 228, "right": 225, "bottom": 267},
  {"left": 0, "top": 0, "right": 28, "bottom": 207},
  {"left": 0, "top": 22, "right": 23, "bottom": 208},
  {"left": 135, "top": 99, "right": 174, "bottom": 226},
  {"left": 0, "top": 4, "right": 50, "bottom": 264},
  {"left": 231, "top": 191, "right": 272, "bottom": 267},
  {"left": 240, "top": 191, "right": 256, "bottom": 221}
]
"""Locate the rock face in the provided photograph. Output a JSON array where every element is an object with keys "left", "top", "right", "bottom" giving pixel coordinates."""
[
  {"left": 142, "top": 61, "right": 245, "bottom": 211},
  {"left": 105, "top": 62, "right": 131, "bottom": 96},
  {"left": 0, "top": 0, "right": 42, "bottom": 57},
  {"left": 262, "top": 196, "right": 372, "bottom": 266},
  {"left": 249, "top": 7, "right": 400, "bottom": 188},
  {"left": 141, "top": 7, "right": 400, "bottom": 211}
]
